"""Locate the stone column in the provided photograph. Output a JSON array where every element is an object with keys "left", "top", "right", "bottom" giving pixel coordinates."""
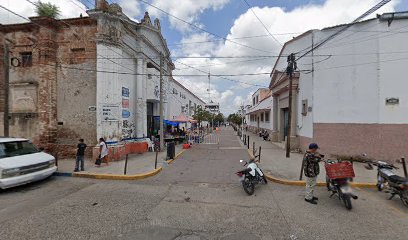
[
  {"left": 142, "top": 62, "right": 147, "bottom": 137},
  {"left": 273, "top": 96, "right": 278, "bottom": 131},
  {"left": 35, "top": 22, "right": 58, "bottom": 151},
  {"left": 136, "top": 58, "right": 144, "bottom": 138}
]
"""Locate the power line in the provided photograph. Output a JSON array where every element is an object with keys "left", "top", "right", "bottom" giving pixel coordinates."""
[
  {"left": 24, "top": 0, "right": 138, "bottom": 74},
  {"left": 136, "top": 0, "right": 277, "bottom": 54},
  {"left": 36, "top": 61, "right": 272, "bottom": 77},
  {"left": 242, "top": 0, "right": 282, "bottom": 46},
  {"left": 295, "top": 0, "right": 391, "bottom": 61},
  {"left": 317, "top": 23, "right": 408, "bottom": 52},
  {"left": 175, "top": 57, "right": 273, "bottom": 70},
  {"left": 174, "top": 60, "right": 268, "bottom": 88}
]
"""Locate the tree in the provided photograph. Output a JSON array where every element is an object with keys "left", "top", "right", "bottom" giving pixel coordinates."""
[
  {"left": 227, "top": 113, "right": 243, "bottom": 126},
  {"left": 214, "top": 113, "right": 225, "bottom": 124},
  {"left": 193, "top": 106, "right": 211, "bottom": 127},
  {"left": 35, "top": 1, "right": 61, "bottom": 19}
]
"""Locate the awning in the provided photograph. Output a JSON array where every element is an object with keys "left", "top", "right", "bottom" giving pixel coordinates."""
[
  {"left": 164, "top": 120, "right": 179, "bottom": 126},
  {"left": 172, "top": 114, "right": 190, "bottom": 122}
]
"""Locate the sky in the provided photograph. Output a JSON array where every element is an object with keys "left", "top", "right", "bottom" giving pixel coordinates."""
[{"left": 1, "top": 0, "right": 407, "bottom": 115}]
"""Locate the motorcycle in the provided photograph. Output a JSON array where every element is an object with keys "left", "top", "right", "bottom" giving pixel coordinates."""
[
  {"left": 325, "top": 159, "right": 358, "bottom": 210},
  {"left": 236, "top": 159, "right": 267, "bottom": 195},
  {"left": 366, "top": 160, "right": 408, "bottom": 207}
]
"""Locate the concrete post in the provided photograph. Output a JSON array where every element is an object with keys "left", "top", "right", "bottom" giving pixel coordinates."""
[{"left": 136, "top": 58, "right": 144, "bottom": 138}]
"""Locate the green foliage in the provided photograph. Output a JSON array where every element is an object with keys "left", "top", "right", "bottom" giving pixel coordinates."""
[
  {"left": 227, "top": 113, "right": 243, "bottom": 126},
  {"left": 35, "top": 1, "right": 61, "bottom": 18},
  {"left": 193, "top": 106, "right": 211, "bottom": 124},
  {"left": 213, "top": 113, "right": 225, "bottom": 123}
]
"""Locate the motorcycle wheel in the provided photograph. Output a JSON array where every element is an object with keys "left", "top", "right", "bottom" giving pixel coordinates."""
[
  {"left": 242, "top": 178, "right": 255, "bottom": 195},
  {"left": 342, "top": 194, "right": 353, "bottom": 210},
  {"left": 377, "top": 173, "right": 384, "bottom": 191},
  {"left": 401, "top": 190, "right": 408, "bottom": 208},
  {"left": 326, "top": 176, "right": 331, "bottom": 191}
]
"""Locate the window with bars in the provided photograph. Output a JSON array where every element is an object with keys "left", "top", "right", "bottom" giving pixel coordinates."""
[{"left": 20, "top": 52, "right": 32, "bottom": 67}]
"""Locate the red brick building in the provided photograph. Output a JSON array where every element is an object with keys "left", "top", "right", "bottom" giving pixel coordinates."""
[{"left": 0, "top": 16, "right": 97, "bottom": 155}]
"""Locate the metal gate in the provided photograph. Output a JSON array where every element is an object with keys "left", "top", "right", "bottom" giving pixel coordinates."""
[
  {"left": 201, "top": 133, "right": 219, "bottom": 144},
  {"left": 187, "top": 133, "right": 219, "bottom": 144}
]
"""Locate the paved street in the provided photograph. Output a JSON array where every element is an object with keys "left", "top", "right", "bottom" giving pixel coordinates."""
[{"left": 0, "top": 127, "right": 407, "bottom": 240}]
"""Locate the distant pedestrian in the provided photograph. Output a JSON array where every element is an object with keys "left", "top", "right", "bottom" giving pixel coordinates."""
[
  {"left": 74, "top": 139, "right": 87, "bottom": 172},
  {"left": 304, "top": 143, "right": 324, "bottom": 204},
  {"left": 98, "top": 138, "right": 109, "bottom": 166}
]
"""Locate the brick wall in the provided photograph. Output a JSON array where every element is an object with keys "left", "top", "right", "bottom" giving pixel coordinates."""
[
  {"left": 314, "top": 123, "right": 408, "bottom": 161},
  {"left": 0, "top": 17, "right": 97, "bottom": 156}
]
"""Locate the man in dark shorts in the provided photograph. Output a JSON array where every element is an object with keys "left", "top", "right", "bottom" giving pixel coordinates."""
[{"left": 74, "top": 139, "right": 87, "bottom": 172}]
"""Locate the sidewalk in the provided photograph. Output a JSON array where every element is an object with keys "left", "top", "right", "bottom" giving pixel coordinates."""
[
  {"left": 240, "top": 130, "right": 406, "bottom": 183},
  {"left": 57, "top": 145, "right": 183, "bottom": 175}
]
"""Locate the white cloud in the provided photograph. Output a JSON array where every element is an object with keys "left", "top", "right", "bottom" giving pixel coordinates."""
[
  {"left": 173, "top": 0, "right": 398, "bottom": 115},
  {"left": 0, "top": 0, "right": 87, "bottom": 24},
  {"left": 118, "top": 0, "right": 142, "bottom": 19},
  {"left": 147, "top": 0, "right": 230, "bottom": 32},
  {"left": 233, "top": 96, "right": 244, "bottom": 108}
]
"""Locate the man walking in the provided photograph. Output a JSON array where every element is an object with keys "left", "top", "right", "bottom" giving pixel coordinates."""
[
  {"left": 304, "top": 143, "right": 323, "bottom": 204},
  {"left": 74, "top": 139, "right": 87, "bottom": 172}
]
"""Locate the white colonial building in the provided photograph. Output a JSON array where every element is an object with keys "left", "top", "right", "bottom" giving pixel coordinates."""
[
  {"left": 246, "top": 88, "right": 273, "bottom": 134},
  {"left": 90, "top": 1, "right": 205, "bottom": 141},
  {"left": 270, "top": 11, "right": 408, "bottom": 160},
  {"left": 167, "top": 78, "right": 206, "bottom": 124}
]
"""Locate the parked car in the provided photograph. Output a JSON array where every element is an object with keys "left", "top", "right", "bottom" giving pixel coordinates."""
[{"left": 0, "top": 138, "right": 57, "bottom": 189}]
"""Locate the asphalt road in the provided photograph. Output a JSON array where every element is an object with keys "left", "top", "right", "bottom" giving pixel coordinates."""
[{"left": 0, "top": 127, "right": 407, "bottom": 240}]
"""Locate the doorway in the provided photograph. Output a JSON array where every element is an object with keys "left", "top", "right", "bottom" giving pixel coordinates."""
[{"left": 283, "top": 108, "right": 289, "bottom": 141}]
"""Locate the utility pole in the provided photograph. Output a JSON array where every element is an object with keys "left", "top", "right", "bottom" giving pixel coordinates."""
[
  {"left": 286, "top": 53, "right": 296, "bottom": 158},
  {"left": 159, "top": 53, "right": 164, "bottom": 151},
  {"left": 3, "top": 43, "right": 10, "bottom": 137}
]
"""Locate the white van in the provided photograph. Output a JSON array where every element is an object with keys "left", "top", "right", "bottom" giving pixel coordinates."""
[{"left": 0, "top": 138, "right": 57, "bottom": 189}]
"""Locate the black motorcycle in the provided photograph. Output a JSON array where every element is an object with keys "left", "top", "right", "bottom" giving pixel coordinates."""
[
  {"left": 367, "top": 160, "right": 408, "bottom": 207},
  {"left": 325, "top": 159, "right": 358, "bottom": 210},
  {"left": 236, "top": 159, "right": 267, "bottom": 195}
]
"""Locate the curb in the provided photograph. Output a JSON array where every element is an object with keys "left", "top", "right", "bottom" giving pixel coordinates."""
[
  {"left": 53, "top": 171, "right": 73, "bottom": 177},
  {"left": 166, "top": 149, "right": 187, "bottom": 164},
  {"left": 246, "top": 146, "right": 376, "bottom": 188},
  {"left": 71, "top": 167, "right": 162, "bottom": 180},
  {"left": 264, "top": 174, "right": 376, "bottom": 188}
]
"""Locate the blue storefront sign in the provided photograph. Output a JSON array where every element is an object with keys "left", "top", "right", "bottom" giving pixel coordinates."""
[
  {"left": 122, "top": 87, "right": 129, "bottom": 97},
  {"left": 122, "top": 109, "right": 130, "bottom": 118}
]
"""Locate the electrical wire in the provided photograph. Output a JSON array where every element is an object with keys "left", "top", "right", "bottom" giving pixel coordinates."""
[
  {"left": 35, "top": 61, "right": 272, "bottom": 77},
  {"left": 174, "top": 60, "right": 268, "bottom": 87},
  {"left": 295, "top": 0, "right": 392, "bottom": 61},
  {"left": 242, "top": 0, "right": 282, "bottom": 46},
  {"left": 135, "top": 0, "right": 277, "bottom": 54},
  {"left": 24, "top": 0, "right": 139, "bottom": 75}
]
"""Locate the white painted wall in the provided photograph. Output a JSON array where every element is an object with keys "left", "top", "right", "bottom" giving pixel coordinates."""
[
  {"left": 313, "top": 20, "right": 380, "bottom": 124},
  {"left": 96, "top": 44, "right": 137, "bottom": 142},
  {"left": 377, "top": 19, "right": 408, "bottom": 124},
  {"left": 167, "top": 79, "right": 205, "bottom": 121},
  {"left": 271, "top": 32, "right": 314, "bottom": 138}
]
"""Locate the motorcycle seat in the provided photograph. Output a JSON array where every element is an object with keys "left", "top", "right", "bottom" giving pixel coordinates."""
[
  {"left": 239, "top": 168, "right": 252, "bottom": 174},
  {"left": 388, "top": 175, "right": 407, "bottom": 183}
]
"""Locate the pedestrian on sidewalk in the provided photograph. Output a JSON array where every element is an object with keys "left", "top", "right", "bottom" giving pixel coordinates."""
[
  {"left": 98, "top": 138, "right": 109, "bottom": 166},
  {"left": 304, "top": 143, "right": 324, "bottom": 205},
  {"left": 74, "top": 139, "right": 87, "bottom": 172}
]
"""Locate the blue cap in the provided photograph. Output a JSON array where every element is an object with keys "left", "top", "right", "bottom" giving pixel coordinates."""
[{"left": 309, "top": 143, "right": 319, "bottom": 149}]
